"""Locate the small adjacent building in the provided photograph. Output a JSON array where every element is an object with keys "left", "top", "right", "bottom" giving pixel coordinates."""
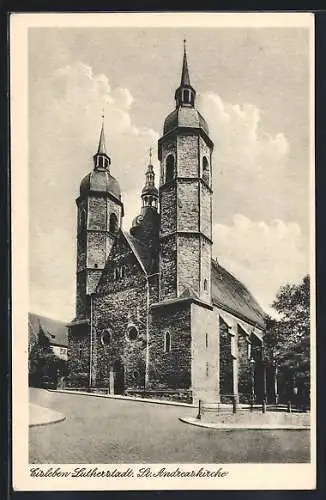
[{"left": 67, "top": 45, "right": 273, "bottom": 404}]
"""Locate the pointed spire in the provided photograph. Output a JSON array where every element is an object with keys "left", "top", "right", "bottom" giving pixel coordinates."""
[
  {"left": 181, "top": 38, "right": 190, "bottom": 86},
  {"left": 175, "top": 40, "right": 196, "bottom": 108},
  {"left": 97, "top": 109, "right": 107, "bottom": 155}
]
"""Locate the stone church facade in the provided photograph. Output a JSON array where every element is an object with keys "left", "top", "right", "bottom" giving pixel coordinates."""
[{"left": 67, "top": 46, "right": 269, "bottom": 404}]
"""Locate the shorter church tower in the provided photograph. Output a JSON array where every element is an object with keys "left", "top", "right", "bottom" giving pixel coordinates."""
[{"left": 75, "top": 118, "right": 124, "bottom": 320}]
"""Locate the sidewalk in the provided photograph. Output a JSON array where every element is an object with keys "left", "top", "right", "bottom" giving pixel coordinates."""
[
  {"left": 179, "top": 413, "right": 310, "bottom": 430},
  {"left": 29, "top": 403, "right": 66, "bottom": 427},
  {"left": 50, "top": 388, "right": 196, "bottom": 408}
]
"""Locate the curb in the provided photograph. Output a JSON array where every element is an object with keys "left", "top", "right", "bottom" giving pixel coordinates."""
[
  {"left": 29, "top": 404, "right": 66, "bottom": 428},
  {"left": 179, "top": 417, "right": 310, "bottom": 431},
  {"left": 49, "top": 389, "right": 196, "bottom": 408}
]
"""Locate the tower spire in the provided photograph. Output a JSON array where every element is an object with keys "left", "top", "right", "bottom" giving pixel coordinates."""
[
  {"left": 94, "top": 111, "right": 111, "bottom": 170},
  {"left": 175, "top": 40, "right": 196, "bottom": 108},
  {"left": 181, "top": 38, "right": 190, "bottom": 86},
  {"left": 97, "top": 109, "right": 107, "bottom": 155}
]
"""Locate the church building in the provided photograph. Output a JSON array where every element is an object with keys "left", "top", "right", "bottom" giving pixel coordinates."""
[{"left": 67, "top": 45, "right": 268, "bottom": 404}]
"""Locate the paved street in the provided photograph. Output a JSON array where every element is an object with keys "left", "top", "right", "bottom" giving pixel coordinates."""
[{"left": 29, "top": 389, "right": 310, "bottom": 464}]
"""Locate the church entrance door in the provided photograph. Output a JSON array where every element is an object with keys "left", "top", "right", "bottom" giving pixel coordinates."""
[{"left": 113, "top": 359, "right": 125, "bottom": 395}]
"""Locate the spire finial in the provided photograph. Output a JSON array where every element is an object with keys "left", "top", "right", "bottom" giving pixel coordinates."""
[
  {"left": 149, "top": 147, "right": 152, "bottom": 164},
  {"left": 183, "top": 38, "right": 187, "bottom": 53}
]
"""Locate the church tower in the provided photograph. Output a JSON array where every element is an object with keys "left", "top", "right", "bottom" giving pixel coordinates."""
[
  {"left": 75, "top": 118, "right": 124, "bottom": 319},
  {"left": 158, "top": 41, "right": 214, "bottom": 303}
]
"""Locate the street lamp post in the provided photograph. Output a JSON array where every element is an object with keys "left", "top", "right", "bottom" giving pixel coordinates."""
[{"left": 249, "top": 357, "right": 255, "bottom": 411}]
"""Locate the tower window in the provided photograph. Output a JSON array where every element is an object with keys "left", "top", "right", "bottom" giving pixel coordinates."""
[
  {"left": 202, "top": 156, "right": 210, "bottom": 185},
  {"left": 109, "top": 213, "right": 118, "bottom": 233},
  {"left": 80, "top": 209, "right": 87, "bottom": 230},
  {"left": 165, "top": 155, "right": 175, "bottom": 183},
  {"left": 205, "top": 333, "right": 208, "bottom": 349},
  {"left": 120, "top": 266, "right": 125, "bottom": 279},
  {"left": 206, "top": 362, "right": 209, "bottom": 377},
  {"left": 183, "top": 89, "right": 190, "bottom": 104},
  {"left": 203, "top": 278, "right": 208, "bottom": 291},
  {"left": 164, "top": 331, "right": 171, "bottom": 353}
]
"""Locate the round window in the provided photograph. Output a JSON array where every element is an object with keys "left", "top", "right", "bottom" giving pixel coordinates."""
[
  {"left": 101, "top": 331, "right": 112, "bottom": 346},
  {"left": 128, "top": 326, "right": 139, "bottom": 341}
]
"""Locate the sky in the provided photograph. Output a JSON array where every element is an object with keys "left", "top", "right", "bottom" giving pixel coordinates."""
[{"left": 28, "top": 22, "right": 312, "bottom": 321}]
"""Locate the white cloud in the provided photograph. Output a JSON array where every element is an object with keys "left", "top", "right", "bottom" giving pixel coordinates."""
[
  {"left": 29, "top": 65, "right": 308, "bottom": 321},
  {"left": 29, "top": 62, "right": 159, "bottom": 319},
  {"left": 213, "top": 214, "right": 308, "bottom": 315},
  {"left": 200, "top": 92, "right": 290, "bottom": 173}
]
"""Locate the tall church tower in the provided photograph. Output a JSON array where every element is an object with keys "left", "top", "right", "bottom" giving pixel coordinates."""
[
  {"left": 158, "top": 41, "right": 214, "bottom": 303},
  {"left": 75, "top": 118, "right": 124, "bottom": 319}
]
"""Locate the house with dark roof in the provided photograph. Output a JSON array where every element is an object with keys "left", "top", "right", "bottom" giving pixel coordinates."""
[{"left": 68, "top": 44, "right": 273, "bottom": 404}]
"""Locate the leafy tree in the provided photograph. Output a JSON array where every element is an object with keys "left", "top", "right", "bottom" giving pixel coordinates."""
[
  {"left": 264, "top": 275, "right": 310, "bottom": 407},
  {"left": 29, "top": 324, "right": 67, "bottom": 387}
]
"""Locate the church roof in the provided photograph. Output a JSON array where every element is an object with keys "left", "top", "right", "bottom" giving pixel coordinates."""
[
  {"left": 163, "top": 107, "right": 210, "bottom": 136},
  {"left": 28, "top": 312, "right": 68, "bottom": 347},
  {"left": 124, "top": 232, "right": 154, "bottom": 274},
  {"left": 211, "top": 260, "right": 266, "bottom": 329},
  {"left": 80, "top": 170, "right": 121, "bottom": 199}
]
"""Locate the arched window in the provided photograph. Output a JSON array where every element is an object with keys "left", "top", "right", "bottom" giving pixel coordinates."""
[
  {"left": 165, "top": 154, "right": 175, "bottom": 183},
  {"left": 101, "top": 330, "right": 112, "bottom": 346},
  {"left": 202, "top": 156, "right": 210, "bottom": 185},
  {"left": 113, "top": 268, "right": 118, "bottom": 281},
  {"left": 203, "top": 278, "right": 208, "bottom": 291},
  {"left": 206, "top": 362, "right": 209, "bottom": 377},
  {"left": 164, "top": 331, "right": 171, "bottom": 353},
  {"left": 183, "top": 89, "right": 190, "bottom": 104},
  {"left": 205, "top": 333, "right": 208, "bottom": 349},
  {"left": 109, "top": 213, "right": 118, "bottom": 233},
  {"left": 80, "top": 209, "right": 87, "bottom": 230},
  {"left": 120, "top": 266, "right": 125, "bottom": 279}
]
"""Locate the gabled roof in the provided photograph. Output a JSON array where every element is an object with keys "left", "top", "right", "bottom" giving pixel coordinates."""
[
  {"left": 123, "top": 231, "right": 153, "bottom": 274},
  {"left": 28, "top": 312, "right": 68, "bottom": 347},
  {"left": 211, "top": 260, "right": 266, "bottom": 329}
]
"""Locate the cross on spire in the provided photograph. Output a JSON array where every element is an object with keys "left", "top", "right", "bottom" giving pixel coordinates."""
[{"left": 149, "top": 147, "right": 153, "bottom": 164}]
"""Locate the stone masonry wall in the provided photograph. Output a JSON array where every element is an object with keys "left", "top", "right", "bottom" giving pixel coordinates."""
[
  {"left": 200, "top": 183, "right": 212, "bottom": 240},
  {"left": 68, "top": 324, "right": 90, "bottom": 387},
  {"left": 160, "top": 183, "right": 176, "bottom": 236},
  {"left": 177, "top": 134, "right": 199, "bottom": 177},
  {"left": 159, "top": 235, "right": 177, "bottom": 300},
  {"left": 177, "top": 235, "right": 200, "bottom": 296},
  {"left": 93, "top": 237, "right": 148, "bottom": 390},
  {"left": 148, "top": 302, "right": 191, "bottom": 389},
  {"left": 177, "top": 181, "right": 199, "bottom": 232},
  {"left": 200, "top": 236, "right": 211, "bottom": 302}
]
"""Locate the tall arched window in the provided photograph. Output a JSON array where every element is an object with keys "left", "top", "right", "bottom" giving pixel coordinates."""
[
  {"left": 202, "top": 156, "right": 210, "bottom": 185},
  {"left": 165, "top": 154, "right": 175, "bottom": 183},
  {"left": 203, "top": 278, "right": 208, "bottom": 291},
  {"left": 80, "top": 208, "right": 87, "bottom": 229},
  {"left": 109, "top": 213, "right": 118, "bottom": 233},
  {"left": 164, "top": 331, "right": 171, "bottom": 353}
]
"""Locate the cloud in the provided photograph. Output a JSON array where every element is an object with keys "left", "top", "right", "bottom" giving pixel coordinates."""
[
  {"left": 29, "top": 62, "right": 159, "bottom": 319},
  {"left": 29, "top": 64, "right": 308, "bottom": 321},
  {"left": 198, "top": 92, "right": 298, "bottom": 226},
  {"left": 213, "top": 214, "right": 308, "bottom": 315}
]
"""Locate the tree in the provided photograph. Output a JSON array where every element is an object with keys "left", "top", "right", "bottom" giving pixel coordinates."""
[
  {"left": 264, "top": 275, "right": 310, "bottom": 407},
  {"left": 29, "top": 324, "right": 67, "bottom": 387}
]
